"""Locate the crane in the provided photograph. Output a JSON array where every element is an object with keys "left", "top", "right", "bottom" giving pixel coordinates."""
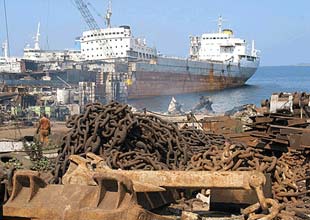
[
  {"left": 73, "top": 0, "right": 100, "bottom": 31},
  {"left": 73, "top": 0, "right": 114, "bottom": 60}
]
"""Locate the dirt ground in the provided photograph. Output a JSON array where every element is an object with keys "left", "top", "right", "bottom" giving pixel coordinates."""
[{"left": 0, "top": 121, "right": 69, "bottom": 144}]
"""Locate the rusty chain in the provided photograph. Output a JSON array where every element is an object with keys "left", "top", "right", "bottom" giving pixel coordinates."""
[{"left": 52, "top": 101, "right": 310, "bottom": 219}]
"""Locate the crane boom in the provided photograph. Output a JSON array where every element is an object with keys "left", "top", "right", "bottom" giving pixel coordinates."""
[
  {"left": 73, "top": 0, "right": 100, "bottom": 30},
  {"left": 73, "top": 0, "right": 115, "bottom": 60}
]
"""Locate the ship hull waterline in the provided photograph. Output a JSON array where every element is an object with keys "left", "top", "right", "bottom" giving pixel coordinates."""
[{"left": 127, "top": 67, "right": 257, "bottom": 99}]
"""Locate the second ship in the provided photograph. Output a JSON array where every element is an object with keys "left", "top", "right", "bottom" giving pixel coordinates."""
[{"left": 78, "top": 2, "right": 260, "bottom": 99}]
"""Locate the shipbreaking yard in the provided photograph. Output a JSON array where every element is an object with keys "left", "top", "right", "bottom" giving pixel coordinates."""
[
  {"left": 0, "top": 0, "right": 309, "bottom": 218},
  {"left": 0, "top": 92, "right": 309, "bottom": 220}
]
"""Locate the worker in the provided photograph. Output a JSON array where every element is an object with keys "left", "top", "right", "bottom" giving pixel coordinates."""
[{"left": 36, "top": 113, "right": 51, "bottom": 144}]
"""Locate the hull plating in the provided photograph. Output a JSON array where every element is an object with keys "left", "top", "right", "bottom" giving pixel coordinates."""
[{"left": 127, "top": 66, "right": 257, "bottom": 99}]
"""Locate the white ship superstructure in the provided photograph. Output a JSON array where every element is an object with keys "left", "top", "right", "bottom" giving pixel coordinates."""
[
  {"left": 80, "top": 1, "right": 156, "bottom": 61},
  {"left": 0, "top": 40, "right": 22, "bottom": 73},
  {"left": 23, "top": 23, "right": 82, "bottom": 63},
  {"left": 190, "top": 17, "right": 259, "bottom": 67},
  {"left": 80, "top": 26, "right": 156, "bottom": 61}
]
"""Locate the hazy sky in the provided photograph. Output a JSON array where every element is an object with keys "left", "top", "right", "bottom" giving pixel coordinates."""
[{"left": 1, "top": 0, "right": 309, "bottom": 66}]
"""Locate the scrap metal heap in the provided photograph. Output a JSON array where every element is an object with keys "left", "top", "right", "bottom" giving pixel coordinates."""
[
  {"left": 262, "top": 92, "right": 310, "bottom": 118},
  {"left": 2, "top": 101, "right": 310, "bottom": 219},
  {"left": 246, "top": 113, "right": 310, "bottom": 151}
]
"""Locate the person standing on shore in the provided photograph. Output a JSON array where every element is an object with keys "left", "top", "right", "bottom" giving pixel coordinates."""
[{"left": 36, "top": 113, "right": 51, "bottom": 144}]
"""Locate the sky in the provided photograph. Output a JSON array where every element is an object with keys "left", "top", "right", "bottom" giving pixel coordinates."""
[{"left": 0, "top": 0, "right": 309, "bottom": 66}]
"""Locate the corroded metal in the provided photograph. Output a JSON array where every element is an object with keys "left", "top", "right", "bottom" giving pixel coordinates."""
[
  {"left": 64, "top": 153, "right": 265, "bottom": 191},
  {"left": 3, "top": 170, "right": 173, "bottom": 220},
  {"left": 61, "top": 153, "right": 279, "bottom": 219}
]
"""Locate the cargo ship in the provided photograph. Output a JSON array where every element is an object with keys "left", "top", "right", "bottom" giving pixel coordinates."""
[{"left": 79, "top": 2, "right": 260, "bottom": 99}]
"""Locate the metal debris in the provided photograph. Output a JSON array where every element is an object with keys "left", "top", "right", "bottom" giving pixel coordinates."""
[{"left": 48, "top": 102, "right": 310, "bottom": 219}]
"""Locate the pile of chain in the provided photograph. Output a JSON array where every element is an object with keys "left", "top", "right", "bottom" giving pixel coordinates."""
[
  {"left": 52, "top": 101, "right": 310, "bottom": 219},
  {"left": 187, "top": 142, "right": 310, "bottom": 219}
]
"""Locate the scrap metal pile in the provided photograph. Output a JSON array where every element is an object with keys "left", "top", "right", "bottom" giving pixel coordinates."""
[
  {"left": 262, "top": 92, "right": 310, "bottom": 118},
  {"left": 247, "top": 113, "right": 310, "bottom": 151},
  {"left": 51, "top": 101, "right": 310, "bottom": 219},
  {"left": 53, "top": 102, "right": 229, "bottom": 181}
]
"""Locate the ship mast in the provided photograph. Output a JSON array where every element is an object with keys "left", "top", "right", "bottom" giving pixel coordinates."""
[
  {"left": 105, "top": 0, "right": 112, "bottom": 28},
  {"left": 251, "top": 40, "right": 256, "bottom": 56},
  {"left": 2, "top": 40, "right": 8, "bottom": 59},
  {"left": 218, "top": 16, "right": 223, "bottom": 33},
  {"left": 34, "top": 22, "right": 41, "bottom": 50}
]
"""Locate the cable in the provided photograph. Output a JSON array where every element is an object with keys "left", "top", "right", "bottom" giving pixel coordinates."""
[
  {"left": 46, "top": 0, "right": 50, "bottom": 49},
  {"left": 3, "top": 0, "right": 10, "bottom": 57}
]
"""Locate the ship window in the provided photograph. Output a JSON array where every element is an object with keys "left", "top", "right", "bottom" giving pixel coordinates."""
[
  {"left": 213, "top": 37, "right": 216, "bottom": 39},
  {"left": 115, "top": 46, "right": 117, "bottom": 48},
  {"left": 87, "top": 42, "right": 89, "bottom": 44},
  {"left": 120, "top": 38, "right": 123, "bottom": 41},
  {"left": 121, "top": 32, "right": 124, "bottom": 34},
  {"left": 115, "top": 39, "right": 117, "bottom": 41},
  {"left": 100, "top": 47, "right": 102, "bottom": 49},
  {"left": 113, "top": 32, "right": 115, "bottom": 34},
  {"left": 94, "top": 34, "right": 97, "bottom": 36},
  {"left": 121, "top": 52, "right": 123, "bottom": 55},
  {"left": 116, "top": 53, "right": 118, "bottom": 55},
  {"left": 117, "top": 32, "right": 119, "bottom": 34},
  {"left": 91, "top": 35, "right": 93, "bottom": 37},
  {"left": 126, "top": 45, "right": 128, "bottom": 47}
]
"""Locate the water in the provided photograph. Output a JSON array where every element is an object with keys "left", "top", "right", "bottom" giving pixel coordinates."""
[{"left": 128, "top": 66, "right": 310, "bottom": 113}]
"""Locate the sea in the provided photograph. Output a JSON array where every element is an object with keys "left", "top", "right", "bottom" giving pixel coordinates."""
[{"left": 128, "top": 66, "right": 310, "bottom": 114}]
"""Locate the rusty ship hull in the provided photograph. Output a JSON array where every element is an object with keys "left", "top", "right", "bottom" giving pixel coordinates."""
[{"left": 127, "top": 57, "right": 258, "bottom": 99}]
